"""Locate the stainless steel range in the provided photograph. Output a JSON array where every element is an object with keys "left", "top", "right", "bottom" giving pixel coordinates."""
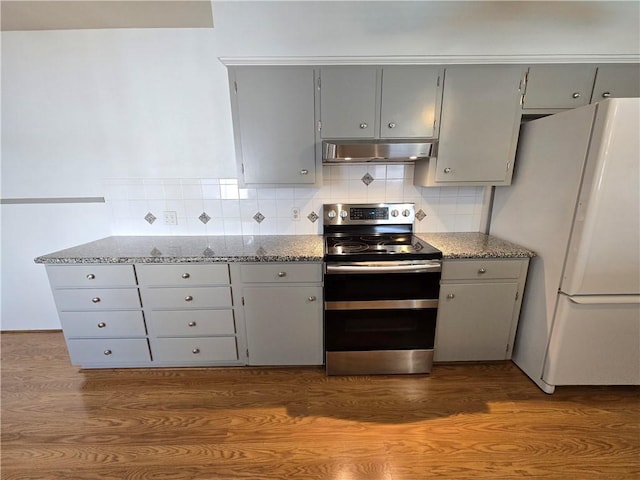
[{"left": 323, "top": 203, "right": 443, "bottom": 375}]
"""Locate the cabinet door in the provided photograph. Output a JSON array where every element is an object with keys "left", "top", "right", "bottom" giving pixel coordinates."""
[
  {"left": 523, "top": 65, "right": 597, "bottom": 109},
  {"left": 435, "top": 282, "right": 518, "bottom": 362},
  {"left": 243, "top": 286, "right": 323, "bottom": 365},
  {"left": 380, "top": 66, "right": 442, "bottom": 139},
  {"left": 591, "top": 64, "right": 640, "bottom": 102},
  {"left": 435, "top": 65, "right": 525, "bottom": 184},
  {"left": 231, "top": 66, "right": 317, "bottom": 185},
  {"left": 320, "top": 66, "right": 378, "bottom": 139}
]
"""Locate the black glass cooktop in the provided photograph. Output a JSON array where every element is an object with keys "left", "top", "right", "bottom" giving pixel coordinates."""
[{"left": 324, "top": 233, "right": 442, "bottom": 261}]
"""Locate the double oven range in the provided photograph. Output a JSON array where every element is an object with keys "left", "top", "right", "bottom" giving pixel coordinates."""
[{"left": 322, "top": 203, "right": 443, "bottom": 375}]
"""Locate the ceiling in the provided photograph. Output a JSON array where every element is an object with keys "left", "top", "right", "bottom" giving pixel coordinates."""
[{"left": 1, "top": 0, "right": 214, "bottom": 31}]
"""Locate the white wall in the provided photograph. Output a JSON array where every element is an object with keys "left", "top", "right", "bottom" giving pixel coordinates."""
[{"left": 2, "top": 1, "right": 639, "bottom": 330}]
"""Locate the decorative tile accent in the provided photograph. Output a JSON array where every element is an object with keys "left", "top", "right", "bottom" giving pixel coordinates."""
[
  {"left": 256, "top": 246, "right": 267, "bottom": 256},
  {"left": 198, "top": 212, "right": 211, "bottom": 224},
  {"left": 150, "top": 247, "right": 162, "bottom": 256},
  {"left": 307, "top": 211, "right": 319, "bottom": 223},
  {"left": 253, "top": 212, "right": 265, "bottom": 223},
  {"left": 361, "top": 173, "right": 374, "bottom": 186},
  {"left": 202, "top": 247, "right": 215, "bottom": 257},
  {"left": 415, "top": 209, "right": 427, "bottom": 221},
  {"left": 144, "top": 212, "right": 157, "bottom": 224}
]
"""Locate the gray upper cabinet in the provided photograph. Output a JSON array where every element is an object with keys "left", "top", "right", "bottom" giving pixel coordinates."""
[
  {"left": 229, "top": 66, "right": 319, "bottom": 186},
  {"left": 415, "top": 65, "right": 525, "bottom": 186},
  {"left": 318, "top": 66, "right": 442, "bottom": 139},
  {"left": 591, "top": 64, "right": 640, "bottom": 102},
  {"left": 522, "top": 65, "right": 598, "bottom": 111}
]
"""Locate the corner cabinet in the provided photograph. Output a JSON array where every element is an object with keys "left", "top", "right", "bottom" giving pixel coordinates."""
[
  {"left": 317, "top": 66, "right": 443, "bottom": 139},
  {"left": 228, "top": 66, "right": 320, "bottom": 187},
  {"left": 414, "top": 65, "right": 526, "bottom": 187},
  {"left": 434, "top": 258, "right": 530, "bottom": 362},
  {"left": 230, "top": 263, "right": 323, "bottom": 366}
]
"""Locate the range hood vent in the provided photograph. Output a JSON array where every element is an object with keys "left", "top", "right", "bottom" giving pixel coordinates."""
[{"left": 322, "top": 140, "right": 435, "bottom": 163}]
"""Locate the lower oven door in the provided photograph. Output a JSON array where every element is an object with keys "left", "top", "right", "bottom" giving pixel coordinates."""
[{"left": 324, "top": 261, "right": 441, "bottom": 375}]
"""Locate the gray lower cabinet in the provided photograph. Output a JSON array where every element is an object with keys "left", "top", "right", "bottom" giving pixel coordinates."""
[
  {"left": 434, "top": 258, "right": 529, "bottom": 362},
  {"left": 231, "top": 263, "right": 323, "bottom": 366},
  {"left": 414, "top": 65, "right": 526, "bottom": 186},
  {"left": 46, "top": 264, "right": 151, "bottom": 367}
]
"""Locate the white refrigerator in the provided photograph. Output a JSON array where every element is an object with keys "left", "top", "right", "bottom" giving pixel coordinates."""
[{"left": 490, "top": 98, "right": 640, "bottom": 394}]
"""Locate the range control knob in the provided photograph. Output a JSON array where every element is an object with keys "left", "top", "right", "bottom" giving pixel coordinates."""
[
  {"left": 339, "top": 210, "right": 348, "bottom": 218},
  {"left": 327, "top": 210, "right": 337, "bottom": 219},
  {"left": 391, "top": 209, "right": 399, "bottom": 217},
  {"left": 402, "top": 209, "right": 411, "bottom": 217}
]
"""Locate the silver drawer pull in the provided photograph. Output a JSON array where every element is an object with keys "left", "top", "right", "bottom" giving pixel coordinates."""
[
  {"left": 86, "top": 273, "right": 95, "bottom": 280},
  {"left": 602, "top": 92, "right": 611, "bottom": 98},
  {"left": 447, "top": 293, "right": 455, "bottom": 299},
  {"left": 572, "top": 92, "right": 581, "bottom": 99},
  {"left": 97, "top": 322, "right": 106, "bottom": 328},
  {"left": 192, "top": 348, "right": 200, "bottom": 354},
  {"left": 277, "top": 271, "right": 286, "bottom": 277},
  {"left": 300, "top": 169, "right": 309, "bottom": 175},
  {"left": 91, "top": 297, "right": 101, "bottom": 303},
  {"left": 103, "top": 349, "right": 112, "bottom": 356},
  {"left": 359, "top": 122, "right": 368, "bottom": 129},
  {"left": 188, "top": 321, "right": 197, "bottom": 327},
  {"left": 181, "top": 273, "right": 191, "bottom": 279},
  {"left": 478, "top": 268, "right": 487, "bottom": 274},
  {"left": 388, "top": 122, "right": 396, "bottom": 129},
  {"left": 308, "top": 296, "right": 317, "bottom": 302},
  {"left": 444, "top": 167, "right": 452, "bottom": 174},
  {"left": 185, "top": 295, "right": 193, "bottom": 302}
]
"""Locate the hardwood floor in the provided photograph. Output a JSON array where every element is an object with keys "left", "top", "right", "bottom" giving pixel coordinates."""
[{"left": 1, "top": 331, "right": 638, "bottom": 479}]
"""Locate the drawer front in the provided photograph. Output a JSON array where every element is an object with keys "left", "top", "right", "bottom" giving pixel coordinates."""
[
  {"left": 53, "top": 288, "right": 141, "bottom": 311},
  {"left": 240, "top": 263, "right": 322, "bottom": 283},
  {"left": 66, "top": 338, "right": 151, "bottom": 366},
  {"left": 140, "top": 287, "right": 232, "bottom": 309},
  {"left": 151, "top": 337, "right": 238, "bottom": 363},
  {"left": 146, "top": 310, "right": 236, "bottom": 337},
  {"left": 136, "top": 264, "right": 230, "bottom": 286},
  {"left": 60, "top": 311, "right": 146, "bottom": 338},
  {"left": 442, "top": 259, "right": 524, "bottom": 281},
  {"left": 47, "top": 265, "right": 136, "bottom": 288}
]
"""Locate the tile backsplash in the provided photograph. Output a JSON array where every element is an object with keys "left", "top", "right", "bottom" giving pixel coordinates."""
[{"left": 105, "top": 165, "right": 487, "bottom": 236}]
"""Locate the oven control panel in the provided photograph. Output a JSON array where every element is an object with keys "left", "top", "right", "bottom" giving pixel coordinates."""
[{"left": 323, "top": 203, "right": 415, "bottom": 226}]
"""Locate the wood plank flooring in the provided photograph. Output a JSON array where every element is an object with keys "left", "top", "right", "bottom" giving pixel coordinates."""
[{"left": 2, "top": 331, "right": 638, "bottom": 479}]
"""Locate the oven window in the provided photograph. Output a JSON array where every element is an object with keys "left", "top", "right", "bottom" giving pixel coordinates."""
[
  {"left": 324, "top": 271, "right": 440, "bottom": 301},
  {"left": 325, "top": 308, "right": 437, "bottom": 351}
]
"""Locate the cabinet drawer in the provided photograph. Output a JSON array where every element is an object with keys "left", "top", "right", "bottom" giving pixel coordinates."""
[
  {"left": 146, "top": 310, "right": 236, "bottom": 337},
  {"left": 66, "top": 338, "right": 151, "bottom": 366},
  {"left": 47, "top": 265, "right": 136, "bottom": 288},
  {"left": 441, "top": 259, "right": 523, "bottom": 281},
  {"left": 53, "top": 288, "right": 141, "bottom": 311},
  {"left": 60, "top": 311, "right": 146, "bottom": 338},
  {"left": 240, "top": 263, "right": 322, "bottom": 283},
  {"left": 140, "top": 287, "right": 232, "bottom": 309},
  {"left": 136, "top": 264, "right": 229, "bottom": 286},
  {"left": 151, "top": 337, "right": 238, "bottom": 363}
]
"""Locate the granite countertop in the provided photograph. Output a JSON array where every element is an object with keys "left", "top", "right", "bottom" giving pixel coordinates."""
[{"left": 34, "top": 233, "right": 534, "bottom": 264}]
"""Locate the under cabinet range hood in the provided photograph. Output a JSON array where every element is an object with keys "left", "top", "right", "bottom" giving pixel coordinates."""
[{"left": 322, "top": 140, "right": 435, "bottom": 163}]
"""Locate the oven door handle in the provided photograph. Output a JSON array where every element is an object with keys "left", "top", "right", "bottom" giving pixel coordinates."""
[{"left": 325, "top": 262, "right": 441, "bottom": 274}]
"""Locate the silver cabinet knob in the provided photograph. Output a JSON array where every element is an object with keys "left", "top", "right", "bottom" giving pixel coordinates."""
[
  {"left": 181, "top": 273, "right": 190, "bottom": 279},
  {"left": 300, "top": 169, "right": 309, "bottom": 175},
  {"left": 444, "top": 167, "right": 452, "bottom": 174},
  {"left": 447, "top": 293, "right": 455, "bottom": 299},
  {"left": 277, "top": 271, "right": 287, "bottom": 277},
  {"left": 192, "top": 348, "right": 200, "bottom": 354},
  {"left": 359, "top": 122, "right": 368, "bottom": 129},
  {"left": 572, "top": 92, "right": 581, "bottom": 99},
  {"left": 91, "top": 297, "right": 101, "bottom": 303},
  {"left": 86, "top": 273, "right": 95, "bottom": 280},
  {"left": 388, "top": 122, "right": 396, "bottom": 129},
  {"left": 103, "top": 349, "right": 112, "bottom": 356},
  {"left": 184, "top": 295, "right": 193, "bottom": 302},
  {"left": 602, "top": 92, "right": 612, "bottom": 98},
  {"left": 478, "top": 268, "right": 487, "bottom": 274},
  {"left": 97, "top": 322, "right": 106, "bottom": 328},
  {"left": 188, "top": 321, "right": 197, "bottom": 327},
  {"left": 308, "top": 296, "right": 317, "bottom": 302}
]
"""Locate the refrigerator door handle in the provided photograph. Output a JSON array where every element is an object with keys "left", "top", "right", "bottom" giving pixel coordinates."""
[{"left": 568, "top": 295, "right": 640, "bottom": 305}]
